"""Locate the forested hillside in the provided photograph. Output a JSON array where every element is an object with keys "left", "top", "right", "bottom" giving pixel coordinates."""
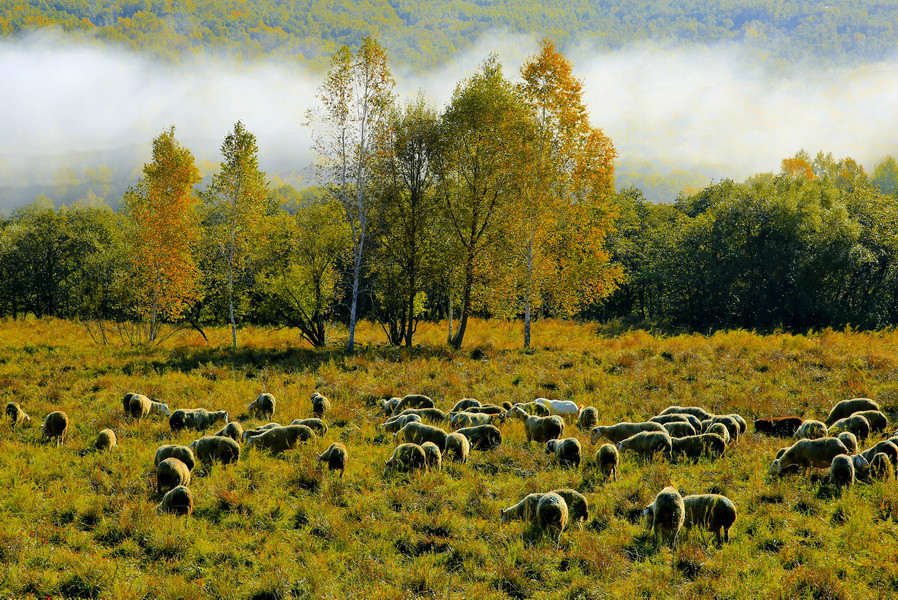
[{"left": 2, "top": 0, "right": 896, "bottom": 68}]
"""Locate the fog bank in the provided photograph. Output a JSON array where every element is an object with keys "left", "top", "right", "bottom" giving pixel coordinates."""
[{"left": 1, "top": 33, "right": 896, "bottom": 208}]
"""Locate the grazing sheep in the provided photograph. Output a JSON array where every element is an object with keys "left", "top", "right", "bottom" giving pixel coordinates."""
[
  {"left": 5, "top": 402, "right": 30, "bottom": 429},
  {"left": 397, "top": 408, "right": 448, "bottom": 424},
  {"left": 868, "top": 452, "right": 893, "bottom": 480},
  {"left": 157, "top": 485, "right": 194, "bottom": 516},
  {"left": 535, "top": 492, "right": 568, "bottom": 542},
  {"left": 154, "top": 445, "right": 195, "bottom": 471},
  {"left": 589, "top": 421, "right": 667, "bottom": 444},
  {"left": 246, "top": 424, "right": 315, "bottom": 454},
  {"left": 836, "top": 431, "right": 858, "bottom": 454},
  {"left": 754, "top": 416, "right": 803, "bottom": 437},
  {"left": 248, "top": 393, "right": 276, "bottom": 420},
  {"left": 449, "top": 411, "right": 496, "bottom": 430},
  {"left": 394, "top": 421, "right": 449, "bottom": 451},
  {"left": 94, "top": 428, "right": 116, "bottom": 451},
  {"left": 682, "top": 494, "right": 736, "bottom": 544},
  {"left": 701, "top": 416, "right": 740, "bottom": 441},
  {"left": 671, "top": 433, "right": 727, "bottom": 461},
  {"left": 861, "top": 440, "right": 898, "bottom": 466},
  {"left": 552, "top": 488, "right": 589, "bottom": 528},
  {"left": 381, "top": 414, "right": 422, "bottom": 434},
  {"left": 504, "top": 406, "right": 564, "bottom": 444},
  {"left": 793, "top": 420, "right": 827, "bottom": 440},
  {"left": 466, "top": 405, "right": 506, "bottom": 415},
  {"left": 311, "top": 392, "right": 331, "bottom": 418},
  {"left": 828, "top": 415, "right": 871, "bottom": 441},
  {"left": 444, "top": 431, "right": 471, "bottom": 463},
  {"left": 450, "top": 398, "right": 481, "bottom": 413},
  {"left": 128, "top": 394, "right": 170, "bottom": 420},
  {"left": 156, "top": 457, "right": 191, "bottom": 494},
  {"left": 42, "top": 411, "right": 68, "bottom": 445},
  {"left": 190, "top": 436, "right": 240, "bottom": 464},
  {"left": 706, "top": 423, "right": 731, "bottom": 445},
  {"left": 535, "top": 398, "right": 580, "bottom": 418},
  {"left": 577, "top": 407, "right": 599, "bottom": 431},
  {"left": 512, "top": 401, "right": 550, "bottom": 417},
  {"left": 385, "top": 443, "right": 428, "bottom": 474},
  {"left": 380, "top": 397, "right": 401, "bottom": 416},
  {"left": 663, "top": 421, "right": 697, "bottom": 438},
  {"left": 617, "top": 431, "right": 673, "bottom": 460},
  {"left": 500, "top": 493, "right": 544, "bottom": 523},
  {"left": 545, "top": 437, "right": 582, "bottom": 469},
  {"left": 645, "top": 487, "right": 685, "bottom": 548},
  {"left": 725, "top": 414, "right": 747, "bottom": 435},
  {"left": 651, "top": 414, "right": 703, "bottom": 431},
  {"left": 830, "top": 454, "right": 859, "bottom": 490},
  {"left": 853, "top": 410, "right": 888, "bottom": 433},
  {"left": 242, "top": 423, "right": 282, "bottom": 442},
  {"left": 659, "top": 406, "right": 713, "bottom": 421},
  {"left": 394, "top": 394, "right": 435, "bottom": 413},
  {"left": 214, "top": 422, "right": 244, "bottom": 442},
  {"left": 169, "top": 409, "right": 229, "bottom": 432},
  {"left": 317, "top": 442, "right": 347, "bottom": 478},
  {"left": 121, "top": 392, "right": 136, "bottom": 415},
  {"left": 769, "top": 438, "right": 853, "bottom": 475},
  {"left": 825, "top": 398, "right": 880, "bottom": 426},
  {"left": 595, "top": 444, "right": 619, "bottom": 481},
  {"left": 421, "top": 441, "right": 442, "bottom": 471},
  {"left": 290, "top": 418, "right": 328, "bottom": 436},
  {"left": 455, "top": 424, "right": 502, "bottom": 450}
]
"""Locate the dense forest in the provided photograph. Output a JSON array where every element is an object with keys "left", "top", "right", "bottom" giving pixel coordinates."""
[{"left": 2, "top": 1, "right": 896, "bottom": 69}]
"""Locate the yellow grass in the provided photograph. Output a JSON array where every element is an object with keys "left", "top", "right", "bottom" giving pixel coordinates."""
[{"left": 1, "top": 317, "right": 897, "bottom": 599}]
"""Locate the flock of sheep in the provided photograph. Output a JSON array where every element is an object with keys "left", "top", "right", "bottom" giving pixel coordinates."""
[{"left": 4, "top": 390, "right": 896, "bottom": 550}]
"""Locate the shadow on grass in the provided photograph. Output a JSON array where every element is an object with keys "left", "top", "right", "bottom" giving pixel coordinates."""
[{"left": 129, "top": 343, "right": 461, "bottom": 376}]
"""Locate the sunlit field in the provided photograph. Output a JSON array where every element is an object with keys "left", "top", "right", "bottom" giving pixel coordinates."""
[{"left": 2, "top": 318, "right": 898, "bottom": 599}]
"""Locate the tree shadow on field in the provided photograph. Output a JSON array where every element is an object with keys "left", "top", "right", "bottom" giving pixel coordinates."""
[{"left": 145, "top": 343, "right": 458, "bottom": 376}]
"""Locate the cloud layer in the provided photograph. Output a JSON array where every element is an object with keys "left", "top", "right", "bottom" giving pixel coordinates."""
[{"left": 1, "top": 33, "right": 896, "bottom": 208}]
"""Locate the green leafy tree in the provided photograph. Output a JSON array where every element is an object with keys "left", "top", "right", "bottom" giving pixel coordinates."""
[
  {"left": 437, "top": 56, "right": 530, "bottom": 349},
  {"left": 203, "top": 121, "right": 269, "bottom": 349},
  {"left": 309, "top": 37, "right": 396, "bottom": 352},
  {"left": 370, "top": 94, "right": 444, "bottom": 346},
  {"left": 257, "top": 199, "right": 351, "bottom": 347}
]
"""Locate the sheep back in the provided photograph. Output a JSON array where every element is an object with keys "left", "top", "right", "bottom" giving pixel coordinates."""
[
  {"left": 825, "top": 398, "right": 880, "bottom": 426},
  {"left": 214, "top": 422, "right": 244, "bottom": 442},
  {"left": 595, "top": 444, "right": 619, "bottom": 480},
  {"left": 317, "top": 442, "right": 347, "bottom": 477},
  {"left": 535, "top": 492, "right": 568, "bottom": 542},
  {"left": 455, "top": 424, "right": 502, "bottom": 450},
  {"left": 385, "top": 443, "right": 428, "bottom": 473},
  {"left": 248, "top": 393, "right": 276, "bottom": 420},
  {"left": 42, "top": 411, "right": 68, "bottom": 443},
  {"left": 577, "top": 407, "right": 599, "bottom": 431},
  {"left": 395, "top": 422, "right": 448, "bottom": 451},
  {"left": 754, "top": 416, "right": 803, "bottom": 437},
  {"left": 154, "top": 445, "right": 196, "bottom": 471},
  {"left": 590, "top": 421, "right": 666, "bottom": 444},
  {"left": 158, "top": 485, "right": 194, "bottom": 516},
  {"left": 157, "top": 457, "right": 191, "bottom": 494},
  {"left": 444, "top": 431, "right": 471, "bottom": 463},
  {"left": 829, "top": 454, "right": 855, "bottom": 488},
  {"left": 191, "top": 436, "right": 240, "bottom": 464},
  {"left": 94, "top": 428, "right": 117, "bottom": 451},
  {"left": 682, "top": 494, "right": 736, "bottom": 543},
  {"left": 617, "top": 431, "right": 672, "bottom": 460},
  {"left": 646, "top": 486, "right": 685, "bottom": 547}
]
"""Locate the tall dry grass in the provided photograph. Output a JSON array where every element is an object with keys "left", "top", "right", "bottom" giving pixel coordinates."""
[{"left": 0, "top": 317, "right": 897, "bottom": 599}]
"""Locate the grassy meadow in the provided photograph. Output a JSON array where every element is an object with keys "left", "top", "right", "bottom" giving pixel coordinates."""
[{"left": 2, "top": 318, "right": 898, "bottom": 599}]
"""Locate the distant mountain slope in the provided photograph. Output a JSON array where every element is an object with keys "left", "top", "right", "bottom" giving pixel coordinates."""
[{"left": 1, "top": 1, "right": 895, "bottom": 69}]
